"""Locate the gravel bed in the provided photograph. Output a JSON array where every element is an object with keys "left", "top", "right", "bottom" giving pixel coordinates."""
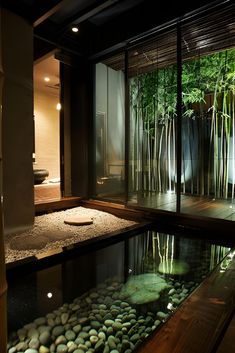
[{"left": 5, "top": 207, "right": 138, "bottom": 264}]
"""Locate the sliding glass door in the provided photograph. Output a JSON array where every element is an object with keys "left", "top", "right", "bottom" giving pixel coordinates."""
[
  {"left": 180, "top": 3, "right": 235, "bottom": 219},
  {"left": 128, "top": 30, "right": 177, "bottom": 212},
  {"left": 94, "top": 1, "right": 235, "bottom": 221},
  {"left": 95, "top": 56, "right": 125, "bottom": 202}
]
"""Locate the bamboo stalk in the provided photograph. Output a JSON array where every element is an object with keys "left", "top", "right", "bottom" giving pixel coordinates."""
[{"left": 232, "top": 93, "right": 235, "bottom": 200}]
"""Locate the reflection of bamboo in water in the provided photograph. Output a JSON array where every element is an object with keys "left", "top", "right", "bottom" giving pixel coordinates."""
[
  {"left": 166, "top": 235, "right": 169, "bottom": 274},
  {"left": 153, "top": 231, "right": 156, "bottom": 271},
  {"left": 156, "top": 233, "right": 175, "bottom": 274},
  {"left": 209, "top": 244, "right": 229, "bottom": 271},
  {"left": 171, "top": 236, "right": 174, "bottom": 274},
  {"left": 210, "top": 244, "right": 215, "bottom": 271},
  {"left": 157, "top": 233, "right": 163, "bottom": 271}
]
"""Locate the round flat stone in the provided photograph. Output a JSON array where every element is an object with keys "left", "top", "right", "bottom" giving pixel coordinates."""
[{"left": 64, "top": 215, "right": 93, "bottom": 226}]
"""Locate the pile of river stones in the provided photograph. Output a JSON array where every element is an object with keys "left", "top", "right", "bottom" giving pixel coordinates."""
[{"left": 7, "top": 276, "right": 197, "bottom": 353}]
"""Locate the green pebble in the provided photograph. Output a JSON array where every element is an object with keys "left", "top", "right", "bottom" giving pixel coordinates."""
[
  {"left": 112, "top": 322, "right": 122, "bottom": 331},
  {"left": 65, "top": 330, "right": 76, "bottom": 341},
  {"left": 94, "top": 339, "right": 105, "bottom": 352},
  {"left": 105, "top": 320, "right": 114, "bottom": 327},
  {"left": 56, "top": 344, "right": 68, "bottom": 353},
  {"left": 130, "top": 333, "right": 140, "bottom": 342},
  {"left": 107, "top": 336, "right": 116, "bottom": 349},
  {"left": 90, "top": 321, "right": 101, "bottom": 330},
  {"left": 98, "top": 332, "right": 106, "bottom": 340},
  {"left": 78, "top": 332, "right": 89, "bottom": 339}
]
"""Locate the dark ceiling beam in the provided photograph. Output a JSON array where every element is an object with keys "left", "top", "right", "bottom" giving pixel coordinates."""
[
  {"left": 72, "top": 0, "right": 119, "bottom": 25},
  {"left": 50, "top": 0, "right": 120, "bottom": 38},
  {"left": 33, "top": 0, "right": 120, "bottom": 58},
  {"left": 34, "top": 0, "right": 71, "bottom": 27}
]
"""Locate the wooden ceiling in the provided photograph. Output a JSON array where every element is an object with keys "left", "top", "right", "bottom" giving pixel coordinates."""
[{"left": 101, "top": 1, "right": 235, "bottom": 77}]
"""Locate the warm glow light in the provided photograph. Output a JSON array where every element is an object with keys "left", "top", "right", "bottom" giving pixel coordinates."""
[
  {"left": 47, "top": 292, "right": 53, "bottom": 298},
  {"left": 56, "top": 103, "right": 62, "bottom": 111},
  {"left": 72, "top": 26, "right": 79, "bottom": 33},
  {"left": 44, "top": 77, "right": 50, "bottom": 82}
]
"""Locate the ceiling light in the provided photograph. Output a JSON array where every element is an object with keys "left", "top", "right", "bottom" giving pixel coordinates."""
[
  {"left": 72, "top": 26, "right": 79, "bottom": 33},
  {"left": 44, "top": 77, "right": 50, "bottom": 82}
]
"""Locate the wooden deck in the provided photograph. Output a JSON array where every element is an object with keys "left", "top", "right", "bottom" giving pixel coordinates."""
[
  {"left": 129, "top": 193, "right": 235, "bottom": 221},
  {"left": 34, "top": 185, "right": 235, "bottom": 221}
]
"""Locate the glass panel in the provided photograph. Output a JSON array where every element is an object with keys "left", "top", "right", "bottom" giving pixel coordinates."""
[
  {"left": 181, "top": 3, "right": 235, "bottom": 219},
  {"left": 7, "top": 227, "right": 232, "bottom": 352},
  {"left": 95, "top": 57, "right": 125, "bottom": 202},
  {"left": 128, "top": 30, "right": 177, "bottom": 211}
]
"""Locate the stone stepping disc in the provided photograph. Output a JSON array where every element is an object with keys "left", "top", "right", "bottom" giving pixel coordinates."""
[{"left": 64, "top": 215, "right": 93, "bottom": 226}]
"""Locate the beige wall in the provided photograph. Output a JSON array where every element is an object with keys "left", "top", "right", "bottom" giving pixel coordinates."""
[{"left": 34, "top": 90, "right": 60, "bottom": 180}]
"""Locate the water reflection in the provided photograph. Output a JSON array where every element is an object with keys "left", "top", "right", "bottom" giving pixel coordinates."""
[{"left": 7, "top": 230, "right": 230, "bottom": 352}]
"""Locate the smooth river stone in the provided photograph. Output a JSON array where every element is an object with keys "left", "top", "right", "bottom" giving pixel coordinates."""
[{"left": 64, "top": 215, "right": 93, "bottom": 226}]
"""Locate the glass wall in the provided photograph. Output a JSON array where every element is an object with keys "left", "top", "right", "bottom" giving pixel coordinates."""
[
  {"left": 94, "top": 2, "right": 235, "bottom": 221},
  {"left": 128, "top": 30, "right": 177, "bottom": 211},
  {"left": 180, "top": 3, "right": 235, "bottom": 219},
  {"left": 95, "top": 56, "right": 125, "bottom": 201}
]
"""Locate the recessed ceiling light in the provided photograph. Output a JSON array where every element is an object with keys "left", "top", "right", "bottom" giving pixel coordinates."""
[
  {"left": 72, "top": 26, "right": 79, "bottom": 33},
  {"left": 44, "top": 77, "right": 50, "bottom": 82}
]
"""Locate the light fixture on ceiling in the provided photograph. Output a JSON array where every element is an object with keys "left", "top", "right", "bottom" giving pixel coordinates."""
[
  {"left": 44, "top": 77, "right": 50, "bottom": 82},
  {"left": 72, "top": 26, "right": 79, "bottom": 33}
]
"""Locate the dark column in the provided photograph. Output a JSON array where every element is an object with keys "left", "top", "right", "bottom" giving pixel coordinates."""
[
  {"left": 60, "top": 55, "right": 93, "bottom": 197},
  {"left": 0, "top": 9, "right": 34, "bottom": 234}
]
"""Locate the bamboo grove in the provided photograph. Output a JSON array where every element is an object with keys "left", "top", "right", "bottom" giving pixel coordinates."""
[{"left": 129, "top": 47, "right": 235, "bottom": 200}]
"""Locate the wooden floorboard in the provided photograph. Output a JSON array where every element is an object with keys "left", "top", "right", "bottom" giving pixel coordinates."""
[
  {"left": 35, "top": 197, "right": 82, "bottom": 214},
  {"left": 34, "top": 182, "right": 61, "bottom": 203},
  {"left": 131, "top": 193, "right": 235, "bottom": 220},
  {"left": 137, "top": 252, "right": 235, "bottom": 353},
  {"left": 34, "top": 186, "right": 235, "bottom": 221},
  {"left": 216, "top": 312, "right": 235, "bottom": 353}
]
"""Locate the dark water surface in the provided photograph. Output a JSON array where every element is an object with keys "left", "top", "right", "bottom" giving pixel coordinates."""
[{"left": 7, "top": 227, "right": 232, "bottom": 352}]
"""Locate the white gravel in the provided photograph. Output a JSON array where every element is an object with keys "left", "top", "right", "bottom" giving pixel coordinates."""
[{"left": 5, "top": 207, "right": 138, "bottom": 264}]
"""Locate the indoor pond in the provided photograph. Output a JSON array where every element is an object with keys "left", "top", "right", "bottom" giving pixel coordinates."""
[{"left": 6, "top": 228, "right": 233, "bottom": 353}]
